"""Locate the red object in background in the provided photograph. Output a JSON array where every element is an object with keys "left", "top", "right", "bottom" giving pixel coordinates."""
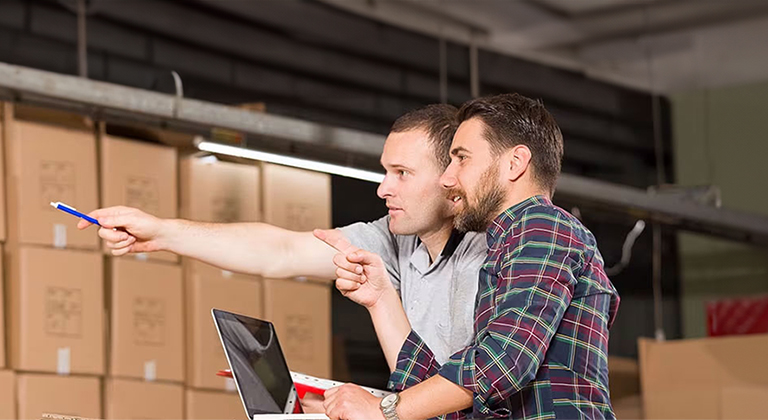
[{"left": 707, "top": 295, "right": 768, "bottom": 336}]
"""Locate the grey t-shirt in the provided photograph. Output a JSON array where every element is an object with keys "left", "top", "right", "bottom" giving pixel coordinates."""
[{"left": 340, "top": 216, "right": 487, "bottom": 364}]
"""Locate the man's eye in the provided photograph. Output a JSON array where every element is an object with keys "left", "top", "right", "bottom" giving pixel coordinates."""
[{"left": 398, "top": 170, "right": 409, "bottom": 176}]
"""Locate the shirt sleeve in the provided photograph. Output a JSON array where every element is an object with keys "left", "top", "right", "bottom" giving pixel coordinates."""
[
  {"left": 338, "top": 215, "right": 401, "bottom": 291},
  {"left": 387, "top": 330, "right": 440, "bottom": 392},
  {"left": 438, "top": 208, "right": 579, "bottom": 416}
]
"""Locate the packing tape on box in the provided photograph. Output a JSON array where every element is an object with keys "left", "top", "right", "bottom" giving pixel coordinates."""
[
  {"left": 135, "top": 253, "right": 149, "bottom": 261},
  {"left": 221, "top": 270, "right": 234, "bottom": 279},
  {"left": 144, "top": 360, "right": 157, "bottom": 381},
  {"left": 57, "top": 347, "right": 71, "bottom": 375},
  {"left": 289, "top": 371, "right": 389, "bottom": 398},
  {"left": 53, "top": 224, "right": 67, "bottom": 249},
  {"left": 225, "top": 377, "right": 237, "bottom": 392}
]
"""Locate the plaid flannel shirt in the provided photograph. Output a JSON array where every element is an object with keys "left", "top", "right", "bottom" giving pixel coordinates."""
[{"left": 388, "top": 195, "right": 620, "bottom": 419}]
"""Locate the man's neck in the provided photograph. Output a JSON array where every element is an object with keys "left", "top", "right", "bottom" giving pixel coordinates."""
[
  {"left": 418, "top": 222, "right": 455, "bottom": 264},
  {"left": 499, "top": 187, "right": 550, "bottom": 218}
]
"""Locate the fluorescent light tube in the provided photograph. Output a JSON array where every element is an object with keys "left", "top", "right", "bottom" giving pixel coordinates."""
[{"left": 196, "top": 140, "right": 385, "bottom": 183}]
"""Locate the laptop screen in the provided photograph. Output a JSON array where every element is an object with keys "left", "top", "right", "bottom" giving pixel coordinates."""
[{"left": 212, "top": 309, "right": 297, "bottom": 416}]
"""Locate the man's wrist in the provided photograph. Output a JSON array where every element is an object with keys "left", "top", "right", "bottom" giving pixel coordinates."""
[
  {"left": 156, "top": 218, "right": 180, "bottom": 252},
  {"left": 368, "top": 285, "right": 399, "bottom": 312},
  {"left": 380, "top": 393, "right": 401, "bottom": 420}
]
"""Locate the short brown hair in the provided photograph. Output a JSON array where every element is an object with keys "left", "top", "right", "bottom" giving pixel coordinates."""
[
  {"left": 457, "top": 93, "right": 563, "bottom": 194},
  {"left": 391, "top": 104, "right": 458, "bottom": 170}
]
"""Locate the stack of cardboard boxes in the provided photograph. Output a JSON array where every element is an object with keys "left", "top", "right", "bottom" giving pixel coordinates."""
[
  {"left": 100, "top": 132, "right": 185, "bottom": 420},
  {"left": 260, "top": 163, "right": 333, "bottom": 380},
  {"left": 0, "top": 103, "right": 334, "bottom": 419},
  {"left": 180, "top": 156, "right": 262, "bottom": 420},
  {"left": 3, "top": 104, "right": 103, "bottom": 419},
  {"left": 0, "top": 104, "right": 13, "bottom": 419}
]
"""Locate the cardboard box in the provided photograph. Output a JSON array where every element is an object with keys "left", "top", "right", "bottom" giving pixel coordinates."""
[
  {"left": 6, "top": 246, "right": 104, "bottom": 374},
  {"left": 0, "top": 107, "right": 7, "bottom": 242},
  {"left": 180, "top": 156, "right": 261, "bottom": 223},
  {"left": 104, "top": 378, "right": 183, "bottom": 419},
  {"left": 108, "top": 258, "right": 184, "bottom": 382},
  {"left": 263, "top": 279, "right": 331, "bottom": 378},
  {"left": 185, "top": 388, "right": 246, "bottom": 420},
  {"left": 17, "top": 373, "right": 101, "bottom": 420},
  {"left": 0, "top": 370, "right": 15, "bottom": 420},
  {"left": 0, "top": 247, "right": 4, "bottom": 369},
  {"left": 261, "top": 163, "right": 332, "bottom": 231},
  {"left": 4, "top": 106, "right": 99, "bottom": 249},
  {"left": 608, "top": 356, "right": 642, "bottom": 418},
  {"left": 608, "top": 356, "right": 640, "bottom": 401},
  {"left": 639, "top": 335, "right": 768, "bottom": 419},
  {"left": 612, "top": 394, "right": 643, "bottom": 420},
  {"left": 184, "top": 259, "right": 262, "bottom": 390},
  {"left": 100, "top": 135, "right": 178, "bottom": 262}
]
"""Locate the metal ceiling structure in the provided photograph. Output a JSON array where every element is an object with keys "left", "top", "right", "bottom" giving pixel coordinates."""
[
  {"left": 2, "top": 62, "right": 766, "bottom": 246},
  {"left": 317, "top": 0, "right": 768, "bottom": 93}
]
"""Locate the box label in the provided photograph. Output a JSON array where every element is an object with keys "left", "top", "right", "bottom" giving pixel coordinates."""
[
  {"left": 57, "top": 347, "right": 71, "bottom": 375},
  {"left": 45, "top": 286, "right": 83, "bottom": 337},
  {"left": 40, "top": 160, "right": 76, "bottom": 209},
  {"left": 53, "top": 224, "right": 67, "bottom": 248},
  {"left": 125, "top": 176, "right": 160, "bottom": 214},
  {"left": 133, "top": 297, "right": 166, "bottom": 346}
]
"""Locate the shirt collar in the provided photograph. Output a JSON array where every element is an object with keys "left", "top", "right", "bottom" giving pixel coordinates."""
[
  {"left": 440, "top": 229, "right": 466, "bottom": 258},
  {"left": 485, "top": 195, "right": 552, "bottom": 248},
  {"left": 411, "top": 229, "right": 466, "bottom": 274}
]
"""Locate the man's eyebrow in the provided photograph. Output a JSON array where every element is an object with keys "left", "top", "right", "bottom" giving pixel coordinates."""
[
  {"left": 380, "top": 162, "right": 416, "bottom": 171},
  {"left": 450, "top": 146, "right": 470, "bottom": 156}
]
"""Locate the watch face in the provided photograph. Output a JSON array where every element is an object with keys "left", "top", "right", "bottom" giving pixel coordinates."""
[{"left": 382, "top": 393, "right": 398, "bottom": 406}]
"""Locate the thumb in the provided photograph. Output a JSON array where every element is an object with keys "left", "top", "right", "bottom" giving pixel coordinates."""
[
  {"left": 97, "top": 214, "right": 135, "bottom": 231},
  {"left": 347, "top": 249, "right": 382, "bottom": 266}
]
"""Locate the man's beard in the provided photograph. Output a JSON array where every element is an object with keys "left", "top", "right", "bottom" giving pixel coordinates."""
[{"left": 453, "top": 165, "right": 506, "bottom": 232}]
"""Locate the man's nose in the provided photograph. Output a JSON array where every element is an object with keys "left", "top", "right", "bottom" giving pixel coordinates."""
[
  {"left": 377, "top": 175, "right": 393, "bottom": 198},
  {"left": 440, "top": 165, "right": 458, "bottom": 189}
]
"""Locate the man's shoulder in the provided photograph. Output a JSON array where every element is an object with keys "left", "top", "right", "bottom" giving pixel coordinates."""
[
  {"left": 456, "top": 231, "right": 488, "bottom": 256},
  {"left": 513, "top": 202, "right": 598, "bottom": 251},
  {"left": 515, "top": 203, "right": 583, "bottom": 232}
]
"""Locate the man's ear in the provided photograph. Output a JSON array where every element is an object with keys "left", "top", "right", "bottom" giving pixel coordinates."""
[{"left": 502, "top": 145, "right": 532, "bottom": 182}]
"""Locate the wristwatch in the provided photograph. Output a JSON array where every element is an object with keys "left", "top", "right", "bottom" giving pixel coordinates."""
[{"left": 380, "top": 393, "right": 401, "bottom": 420}]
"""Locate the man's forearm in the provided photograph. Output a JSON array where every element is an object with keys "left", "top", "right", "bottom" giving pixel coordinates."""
[
  {"left": 160, "top": 219, "right": 337, "bottom": 278},
  {"left": 368, "top": 288, "right": 412, "bottom": 372},
  {"left": 397, "top": 375, "right": 473, "bottom": 420}
]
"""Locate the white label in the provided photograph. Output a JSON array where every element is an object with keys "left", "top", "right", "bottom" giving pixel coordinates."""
[
  {"left": 135, "top": 253, "right": 149, "bottom": 261},
  {"left": 225, "top": 377, "right": 237, "bottom": 392},
  {"left": 57, "top": 347, "right": 71, "bottom": 375},
  {"left": 144, "top": 360, "right": 157, "bottom": 381},
  {"left": 221, "top": 270, "right": 234, "bottom": 279},
  {"left": 53, "top": 224, "right": 67, "bottom": 249}
]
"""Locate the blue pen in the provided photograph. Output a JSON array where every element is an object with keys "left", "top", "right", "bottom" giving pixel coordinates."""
[{"left": 50, "top": 201, "right": 101, "bottom": 226}]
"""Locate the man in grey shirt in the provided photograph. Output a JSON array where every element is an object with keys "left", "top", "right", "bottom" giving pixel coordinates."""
[
  {"left": 79, "top": 104, "right": 486, "bottom": 368},
  {"left": 340, "top": 216, "right": 483, "bottom": 364}
]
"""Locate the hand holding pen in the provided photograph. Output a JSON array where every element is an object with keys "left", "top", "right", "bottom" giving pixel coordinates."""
[{"left": 52, "top": 203, "right": 169, "bottom": 256}]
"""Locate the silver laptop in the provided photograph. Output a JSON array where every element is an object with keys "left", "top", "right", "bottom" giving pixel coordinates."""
[{"left": 211, "top": 308, "right": 330, "bottom": 420}]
